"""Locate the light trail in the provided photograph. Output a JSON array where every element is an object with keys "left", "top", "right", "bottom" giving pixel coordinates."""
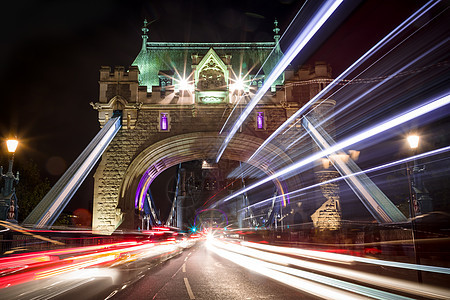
[
  {"left": 208, "top": 238, "right": 450, "bottom": 299},
  {"left": 242, "top": 241, "right": 450, "bottom": 275},
  {"left": 208, "top": 240, "right": 371, "bottom": 299},
  {"left": 285, "top": 33, "right": 448, "bottom": 153},
  {"left": 244, "top": 146, "right": 450, "bottom": 210},
  {"left": 0, "top": 234, "right": 194, "bottom": 289},
  {"left": 215, "top": 0, "right": 344, "bottom": 163},
  {"left": 306, "top": 33, "right": 449, "bottom": 145},
  {"left": 213, "top": 94, "right": 450, "bottom": 206},
  {"left": 247, "top": 0, "right": 441, "bottom": 162},
  {"left": 218, "top": 0, "right": 309, "bottom": 134}
]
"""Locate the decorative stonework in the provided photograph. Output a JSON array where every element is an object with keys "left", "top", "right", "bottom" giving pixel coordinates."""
[
  {"left": 91, "top": 79, "right": 297, "bottom": 233},
  {"left": 91, "top": 58, "right": 335, "bottom": 233},
  {"left": 199, "top": 58, "right": 226, "bottom": 91},
  {"left": 311, "top": 170, "right": 341, "bottom": 230}
]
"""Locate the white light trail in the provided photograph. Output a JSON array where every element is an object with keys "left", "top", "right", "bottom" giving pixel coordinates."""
[
  {"left": 215, "top": 94, "right": 450, "bottom": 205},
  {"left": 208, "top": 239, "right": 450, "bottom": 299},
  {"left": 218, "top": 1, "right": 309, "bottom": 135},
  {"left": 245, "top": 146, "right": 450, "bottom": 210},
  {"left": 216, "top": 0, "right": 344, "bottom": 163},
  {"left": 242, "top": 241, "right": 450, "bottom": 275},
  {"left": 303, "top": 116, "right": 405, "bottom": 223},
  {"left": 247, "top": 0, "right": 441, "bottom": 162},
  {"left": 316, "top": 38, "right": 448, "bottom": 136},
  {"left": 208, "top": 240, "right": 370, "bottom": 299},
  {"left": 36, "top": 116, "right": 121, "bottom": 227}
]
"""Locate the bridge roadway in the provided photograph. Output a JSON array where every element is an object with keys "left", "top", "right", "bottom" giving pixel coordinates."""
[
  {"left": 107, "top": 241, "right": 307, "bottom": 300},
  {"left": 2, "top": 236, "right": 450, "bottom": 299}
]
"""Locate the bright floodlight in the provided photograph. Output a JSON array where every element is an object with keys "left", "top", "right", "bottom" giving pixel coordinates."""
[
  {"left": 6, "top": 139, "right": 18, "bottom": 153},
  {"left": 179, "top": 78, "right": 193, "bottom": 91},
  {"left": 407, "top": 135, "right": 420, "bottom": 149},
  {"left": 232, "top": 78, "right": 245, "bottom": 91}
]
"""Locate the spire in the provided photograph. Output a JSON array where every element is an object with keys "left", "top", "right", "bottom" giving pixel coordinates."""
[
  {"left": 273, "top": 19, "right": 281, "bottom": 53},
  {"left": 141, "top": 19, "right": 149, "bottom": 52}
]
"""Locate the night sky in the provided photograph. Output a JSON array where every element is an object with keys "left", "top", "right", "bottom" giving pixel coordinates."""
[{"left": 0, "top": 0, "right": 427, "bottom": 215}]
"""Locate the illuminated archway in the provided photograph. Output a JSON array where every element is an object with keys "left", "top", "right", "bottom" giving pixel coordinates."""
[{"left": 116, "top": 132, "right": 300, "bottom": 228}]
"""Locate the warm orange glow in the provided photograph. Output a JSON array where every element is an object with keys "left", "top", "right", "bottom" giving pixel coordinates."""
[
  {"left": 407, "top": 135, "right": 419, "bottom": 149},
  {"left": 6, "top": 139, "right": 18, "bottom": 153}
]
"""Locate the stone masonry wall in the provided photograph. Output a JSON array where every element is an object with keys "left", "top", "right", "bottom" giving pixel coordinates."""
[
  {"left": 92, "top": 64, "right": 332, "bottom": 233},
  {"left": 92, "top": 105, "right": 289, "bottom": 233}
]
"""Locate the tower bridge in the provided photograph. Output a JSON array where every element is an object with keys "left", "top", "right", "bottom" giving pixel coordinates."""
[
  {"left": 24, "top": 20, "right": 407, "bottom": 233},
  {"left": 6, "top": 2, "right": 449, "bottom": 297},
  {"left": 85, "top": 20, "right": 348, "bottom": 233}
]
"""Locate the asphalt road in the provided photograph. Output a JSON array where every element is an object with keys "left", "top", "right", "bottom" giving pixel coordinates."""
[{"left": 110, "top": 241, "right": 310, "bottom": 300}]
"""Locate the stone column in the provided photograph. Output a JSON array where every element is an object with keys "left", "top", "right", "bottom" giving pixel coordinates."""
[{"left": 309, "top": 99, "right": 341, "bottom": 230}]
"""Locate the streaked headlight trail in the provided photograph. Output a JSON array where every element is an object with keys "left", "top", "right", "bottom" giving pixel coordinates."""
[
  {"left": 216, "top": 0, "right": 344, "bottom": 163},
  {"left": 247, "top": 0, "right": 442, "bottom": 162},
  {"left": 214, "top": 93, "right": 450, "bottom": 206},
  {"left": 207, "top": 238, "right": 450, "bottom": 299}
]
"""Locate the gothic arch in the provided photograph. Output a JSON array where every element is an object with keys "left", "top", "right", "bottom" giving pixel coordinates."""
[
  {"left": 116, "top": 132, "right": 301, "bottom": 228},
  {"left": 109, "top": 95, "right": 127, "bottom": 110}
]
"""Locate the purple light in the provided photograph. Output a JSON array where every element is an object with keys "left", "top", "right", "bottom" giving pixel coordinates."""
[
  {"left": 160, "top": 113, "right": 168, "bottom": 130},
  {"left": 135, "top": 170, "right": 150, "bottom": 208},
  {"left": 257, "top": 112, "right": 264, "bottom": 129}
]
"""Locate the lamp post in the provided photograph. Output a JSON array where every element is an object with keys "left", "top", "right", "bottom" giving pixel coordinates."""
[
  {"left": 406, "top": 134, "right": 422, "bottom": 283},
  {"left": 407, "top": 135, "right": 420, "bottom": 214},
  {"left": 1, "top": 139, "right": 20, "bottom": 222}
]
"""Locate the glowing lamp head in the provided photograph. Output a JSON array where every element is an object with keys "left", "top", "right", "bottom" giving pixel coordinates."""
[
  {"left": 407, "top": 135, "right": 419, "bottom": 149},
  {"left": 6, "top": 139, "right": 19, "bottom": 153}
]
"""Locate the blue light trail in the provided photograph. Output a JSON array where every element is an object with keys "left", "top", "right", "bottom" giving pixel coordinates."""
[
  {"left": 247, "top": 0, "right": 441, "bottom": 163},
  {"left": 245, "top": 146, "right": 450, "bottom": 211},
  {"left": 213, "top": 94, "right": 450, "bottom": 206},
  {"left": 23, "top": 115, "right": 122, "bottom": 228},
  {"left": 215, "top": 0, "right": 344, "bottom": 163}
]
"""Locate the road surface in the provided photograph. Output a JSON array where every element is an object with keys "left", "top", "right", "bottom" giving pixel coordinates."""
[{"left": 109, "top": 241, "right": 309, "bottom": 299}]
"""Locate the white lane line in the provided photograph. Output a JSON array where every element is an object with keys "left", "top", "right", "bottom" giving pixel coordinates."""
[
  {"left": 188, "top": 252, "right": 192, "bottom": 256},
  {"left": 184, "top": 277, "right": 195, "bottom": 299},
  {"left": 182, "top": 263, "right": 186, "bottom": 273},
  {"left": 184, "top": 257, "right": 188, "bottom": 262}
]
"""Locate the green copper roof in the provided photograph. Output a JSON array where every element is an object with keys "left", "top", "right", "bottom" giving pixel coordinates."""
[{"left": 132, "top": 41, "right": 284, "bottom": 92}]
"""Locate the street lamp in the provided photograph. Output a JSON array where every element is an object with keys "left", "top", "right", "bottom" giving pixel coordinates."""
[
  {"left": 6, "top": 139, "right": 19, "bottom": 153},
  {"left": 407, "top": 134, "right": 420, "bottom": 214},
  {"left": 1, "top": 138, "right": 20, "bottom": 222},
  {"left": 406, "top": 134, "right": 422, "bottom": 283}
]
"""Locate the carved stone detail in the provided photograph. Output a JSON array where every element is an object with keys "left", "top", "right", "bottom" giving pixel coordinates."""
[{"left": 199, "top": 58, "right": 226, "bottom": 91}]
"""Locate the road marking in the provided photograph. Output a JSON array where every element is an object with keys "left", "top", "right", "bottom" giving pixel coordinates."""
[
  {"left": 184, "top": 277, "right": 195, "bottom": 299},
  {"left": 182, "top": 263, "right": 186, "bottom": 272},
  {"left": 184, "top": 257, "right": 188, "bottom": 262},
  {"left": 188, "top": 252, "right": 192, "bottom": 256}
]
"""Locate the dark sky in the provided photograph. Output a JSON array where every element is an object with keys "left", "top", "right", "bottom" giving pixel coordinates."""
[{"left": 0, "top": 0, "right": 427, "bottom": 214}]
